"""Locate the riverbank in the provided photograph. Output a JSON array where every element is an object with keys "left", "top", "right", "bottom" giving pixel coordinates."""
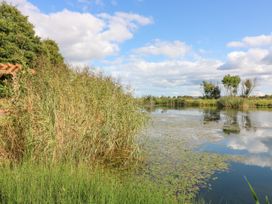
[
  {"left": 140, "top": 96, "right": 272, "bottom": 109},
  {"left": 0, "top": 163, "right": 180, "bottom": 204}
]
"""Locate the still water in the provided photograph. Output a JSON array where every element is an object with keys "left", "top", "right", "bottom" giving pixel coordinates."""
[{"left": 144, "top": 108, "right": 272, "bottom": 203}]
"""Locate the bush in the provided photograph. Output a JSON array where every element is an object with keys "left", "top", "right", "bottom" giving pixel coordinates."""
[{"left": 0, "top": 3, "right": 44, "bottom": 67}]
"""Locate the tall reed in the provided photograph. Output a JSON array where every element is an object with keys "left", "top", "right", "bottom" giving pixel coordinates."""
[{"left": 0, "top": 59, "right": 147, "bottom": 166}]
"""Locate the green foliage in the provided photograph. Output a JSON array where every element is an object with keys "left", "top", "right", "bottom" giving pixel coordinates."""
[
  {"left": 42, "top": 39, "right": 64, "bottom": 65},
  {"left": 0, "top": 163, "right": 179, "bottom": 204},
  {"left": 217, "top": 96, "right": 245, "bottom": 109},
  {"left": 0, "top": 75, "right": 13, "bottom": 98},
  {"left": 222, "top": 74, "right": 241, "bottom": 96},
  {"left": 201, "top": 81, "right": 221, "bottom": 99},
  {"left": 0, "top": 3, "right": 43, "bottom": 67}
]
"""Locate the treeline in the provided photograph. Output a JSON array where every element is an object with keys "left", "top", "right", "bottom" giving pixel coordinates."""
[
  {"left": 202, "top": 75, "right": 256, "bottom": 99},
  {"left": 141, "top": 74, "right": 272, "bottom": 109}
]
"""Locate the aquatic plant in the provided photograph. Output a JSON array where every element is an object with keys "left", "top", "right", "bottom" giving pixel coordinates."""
[{"left": 246, "top": 177, "right": 271, "bottom": 204}]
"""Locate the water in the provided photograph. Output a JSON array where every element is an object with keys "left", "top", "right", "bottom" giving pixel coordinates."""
[{"left": 144, "top": 107, "right": 272, "bottom": 203}]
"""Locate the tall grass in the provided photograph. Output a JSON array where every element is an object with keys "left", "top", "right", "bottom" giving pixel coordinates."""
[
  {"left": 218, "top": 97, "right": 272, "bottom": 109},
  {"left": 217, "top": 96, "right": 246, "bottom": 109},
  {"left": 0, "top": 59, "right": 147, "bottom": 166},
  {"left": 0, "top": 163, "right": 178, "bottom": 204}
]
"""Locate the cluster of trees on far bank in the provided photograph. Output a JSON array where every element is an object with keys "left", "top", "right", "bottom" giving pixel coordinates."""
[{"left": 202, "top": 75, "right": 256, "bottom": 99}]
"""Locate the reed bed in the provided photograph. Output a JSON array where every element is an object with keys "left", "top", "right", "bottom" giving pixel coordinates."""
[{"left": 0, "top": 60, "right": 147, "bottom": 166}]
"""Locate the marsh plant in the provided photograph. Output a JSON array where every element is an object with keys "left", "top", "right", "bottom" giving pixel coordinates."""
[
  {"left": 246, "top": 177, "right": 272, "bottom": 204},
  {"left": 0, "top": 59, "right": 147, "bottom": 166}
]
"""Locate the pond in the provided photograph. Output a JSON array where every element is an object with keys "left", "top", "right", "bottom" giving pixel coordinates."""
[{"left": 141, "top": 107, "right": 272, "bottom": 203}]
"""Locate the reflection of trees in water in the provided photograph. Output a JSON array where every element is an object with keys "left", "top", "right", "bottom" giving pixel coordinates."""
[
  {"left": 202, "top": 109, "right": 255, "bottom": 134},
  {"left": 223, "top": 110, "right": 240, "bottom": 134},
  {"left": 202, "top": 109, "right": 221, "bottom": 124},
  {"left": 241, "top": 114, "right": 253, "bottom": 131},
  {"left": 222, "top": 111, "right": 254, "bottom": 134}
]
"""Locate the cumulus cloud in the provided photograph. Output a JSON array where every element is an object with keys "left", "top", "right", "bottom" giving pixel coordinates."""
[
  {"left": 219, "top": 34, "right": 272, "bottom": 95},
  {"left": 102, "top": 54, "right": 224, "bottom": 96},
  {"left": 227, "top": 34, "right": 272, "bottom": 48},
  {"left": 2, "top": 0, "right": 272, "bottom": 96},
  {"left": 134, "top": 40, "right": 191, "bottom": 58},
  {"left": 219, "top": 48, "right": 270, "bottom": 71},
  {"left": 1, "top": 0, "right": 152, "bottom": 64}
]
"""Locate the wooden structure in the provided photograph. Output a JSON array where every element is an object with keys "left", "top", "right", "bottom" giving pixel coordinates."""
[{"left": 0, "top": 63, "right": 22, "bottom": 79}]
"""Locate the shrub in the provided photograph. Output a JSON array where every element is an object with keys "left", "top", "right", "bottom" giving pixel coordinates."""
[{"left": 0, "top": 3, "right": 44, "bottom": 67}]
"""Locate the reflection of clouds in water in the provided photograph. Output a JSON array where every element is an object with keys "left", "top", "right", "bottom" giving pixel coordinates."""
[
  {"left": 250, "top": 112, "right": 272, "bottom": 128},
  {"left": 227, "top": 129, "right": 271, "bottom": 154},
  {"left": 221, "top": 111, "right": 272, "bottom": 168},
  {"left": 200, "top": 110, "right": 272, "bottom": 168},
  {"left": 243, "top": 155, "right": 272, "bottom": 169}
]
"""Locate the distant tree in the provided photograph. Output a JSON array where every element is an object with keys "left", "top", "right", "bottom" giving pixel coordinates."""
[
  {"left": 222, "top": 75, "right": 241, "bottom": 96},
  {"left": 241, "top": 78, "right": 257, "bottom": 97},
  {"left": 0, "top": 3, "right": 43, "bottom": 67},
  {"left": 42, "top": 39, "right": 64, "bottom": 65},
  {"left": 201, "top": 81, "right": 221, "bottom": 99}
]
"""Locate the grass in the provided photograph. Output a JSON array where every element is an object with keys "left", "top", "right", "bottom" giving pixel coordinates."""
[
  {"left": 0, "top": 59, "right": 147, "bottom": 166},
  {"left": 0, "top": 163, "right": 181, "bottom": 204},
  {"left": 217, "top": 96, "right": 246, "bottom": 109},
  {"left": 141, "top": 96, "right": 272, "bottom": 109}
]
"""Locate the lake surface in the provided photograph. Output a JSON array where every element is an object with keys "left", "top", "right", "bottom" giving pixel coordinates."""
[{"left": 143, "top": 107, "right": 272, "bottom": 203}]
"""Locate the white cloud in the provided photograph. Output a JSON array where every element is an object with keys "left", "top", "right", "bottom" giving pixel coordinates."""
[
  {"left": 219, "top": 48, "right": 270, "bottom": 71},
  {"left": 227, "top": 34, "right": 272, "bottom": 48},
  {"left": 227, "top": 41, "right": 245, "bottom": 48},
  {"left": 2, "top": 0, "right": 272, "bottom": 96},
  {"left": 220, "top": 35, "right": 272, "bottom": 96},
  {"left": 102, "top": 55, "right": 224, "bottom": 96},
  {"left": 134, "top": 40, "right": 191, "bottom": 58},
  {"left": 1, "top": 0, "right": 152, "bottom": 64}
]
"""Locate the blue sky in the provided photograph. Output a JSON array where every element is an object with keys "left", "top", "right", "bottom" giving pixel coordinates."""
[
  {"left": 3, "top": 0, "right": 272, "bottom": 96},
  {"left": 29, "top": 0, "right": 272, "bottom": 58}
]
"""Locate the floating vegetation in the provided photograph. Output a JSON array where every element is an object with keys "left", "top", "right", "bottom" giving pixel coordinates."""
[{"left": 135, "top": 109, "right": 242, "bottom": 201}]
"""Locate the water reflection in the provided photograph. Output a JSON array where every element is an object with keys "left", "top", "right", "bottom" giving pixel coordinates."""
[
  {"left": 202, "top": 109, "right": 272, "bottom": 168},
  {"left": 202, "top": 109, "right": 221, "bottom": 123},
  {"left": 144, "top": 107, "right": 272, "bottom": 202},
  {"left": 222, "top": 110, "right": 241, "bottom": 134}
]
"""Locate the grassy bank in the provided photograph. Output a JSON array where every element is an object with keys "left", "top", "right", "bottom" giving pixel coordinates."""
[
  {"left": 141, "top": 96, "right": 272, "bottom": 109},
  {"left": 0, "top": 163, "right": 180, "bottom": 204},
  {"left": 0, "top": 60, "right": 147, "bottom": 166}
]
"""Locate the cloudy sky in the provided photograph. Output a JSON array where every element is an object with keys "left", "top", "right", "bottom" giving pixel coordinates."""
[{"left": 2, "top": 0, "right": 272, "bottom": 96}]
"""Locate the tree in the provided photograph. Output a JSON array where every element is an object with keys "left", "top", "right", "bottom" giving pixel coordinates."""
[
  {"left": 201, "top": 81, "right": 221, "bottom": 99},
  {"left": 222, "top": 75, "right": 241, "bottom": 96},
  {"left": 0, "top": 3, "right": 44, "bottom": 68},
  {"left": 241, "top": 78, "right": 256, "bottom": 97},
  {"left": 42, "top": 39, "right": 64, "bottom": 65}
]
